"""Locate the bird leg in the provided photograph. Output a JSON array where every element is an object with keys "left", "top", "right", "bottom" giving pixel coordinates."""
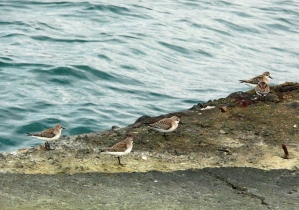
[
  {"left": 117, "top": 156, "right": 125, "bottom": 166},
  {"left": 44, "top": 142, "right": 51, "bottom": 151},
  {"left": 163, "top": 133, "right": 169, "bottom": 140}
]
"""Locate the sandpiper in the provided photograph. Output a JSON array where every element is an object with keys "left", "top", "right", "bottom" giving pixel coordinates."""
[
  {"left": 100, "top": 136, "right": 134, "bottom": 166},
  {"left": 27, "top": 124, "right": 65, "bottom": 150},
  {"left": 255, "top": 81, "right": 270, "bottom": 97},
  {"left": 239, "top": 72, "right": 272, "bottom": 87},
  {"left": 149, "top": 116, "right": 181, "bottom": 139}
]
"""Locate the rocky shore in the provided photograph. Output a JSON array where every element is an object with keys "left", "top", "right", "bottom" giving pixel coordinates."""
[{"left": 1, "top": 82, "right": 299, "bottom": 209}]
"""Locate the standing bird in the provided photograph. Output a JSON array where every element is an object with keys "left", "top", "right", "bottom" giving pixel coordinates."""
[
  {"left": 149, "top": 116, "right": 181, "bottom": 140},
  {"left": 255, "top": 81, "right": 270, "bottom": 97},
  {"left": 239, "top": 72, "right": 272, "bottom": 87},
  {"left": 27, "top": 124, "right": 65, "bottom": 150},
  {"left": 100, "top": 136, "right": 134, "bottom": 166}
]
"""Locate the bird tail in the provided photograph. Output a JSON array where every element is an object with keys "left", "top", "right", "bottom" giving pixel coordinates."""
[{"left": 239, "top": 80, "right": 248, "bottom": 83}]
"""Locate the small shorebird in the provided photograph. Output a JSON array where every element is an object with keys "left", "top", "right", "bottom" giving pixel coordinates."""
[
  {"left": 100, "top": 136, "right": 134, "bottom": 166},
  {"left": 149, "top": 116, "right": 181, "bottom": 139},
  {"left": 239, "top": 72, "right": 272, "bottom": 87},
  {"left": 27, "top": 124, "right": 65, "bottom": 150},
  {"left": 255, "top": 81, "right": 270, "bottom": 97}
]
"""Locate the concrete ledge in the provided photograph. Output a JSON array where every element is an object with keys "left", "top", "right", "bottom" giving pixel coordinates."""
[{"left": 1, "top": 167, "right": 298, "bottom": 209}]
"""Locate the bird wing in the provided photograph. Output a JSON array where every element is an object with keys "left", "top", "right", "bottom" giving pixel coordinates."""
[
  {"left": 239, "top": 79, "right": 250, "bottom": 83},
  {"left": 103, "top": 141, "right": 128, "bottom": 152},
  {"left": 240, "top": 75, "right": 263, "bottom": 84},
  {"left": 29, "top": 128, "right": 56, "bottom": 138},
  {"left": 149, "top": 118, "right": 172, "bottom": 130}
]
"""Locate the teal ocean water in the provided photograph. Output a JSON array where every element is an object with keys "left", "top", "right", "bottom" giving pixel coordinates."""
[{"left": 1, "top": 0, "right": 298, "bottom": 152}]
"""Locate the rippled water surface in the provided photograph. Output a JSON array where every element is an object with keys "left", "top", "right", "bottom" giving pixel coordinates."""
[{"left": 1, "top": 0, "right": 298, "bottom": 151}]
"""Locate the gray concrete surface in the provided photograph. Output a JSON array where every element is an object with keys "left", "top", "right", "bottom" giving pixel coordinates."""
[{"left": 1, "top": 167, "right": 298, "bottom": 210}]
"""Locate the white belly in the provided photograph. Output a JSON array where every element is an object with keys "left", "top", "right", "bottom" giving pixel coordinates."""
[
  {"left": 31, "top": 135, "right": 60, "bottom": 142},
  {"left": 102, "top": 147, "right": 132, "bottom": 156},
  {"left": 152, "top": 124, "right": 178, "bottom": 133}
]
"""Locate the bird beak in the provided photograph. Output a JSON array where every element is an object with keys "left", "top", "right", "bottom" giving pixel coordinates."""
[
  {"left": 269, "top": 76, "right": 273, "bottom": 79},
  {"left": 63, "top": 127, "right": 66, "bottom": 129},
  {"left": 179, "top": 121, "right": 184, "bottom": 124}
]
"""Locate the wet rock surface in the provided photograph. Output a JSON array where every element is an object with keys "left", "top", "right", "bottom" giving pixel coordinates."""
[{"left": 1, "top": 82, "right": 299, "bottom": 209}]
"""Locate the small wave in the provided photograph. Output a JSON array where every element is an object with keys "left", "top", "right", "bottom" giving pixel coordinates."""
[
  {"left": 158, "top": 41, "right": 190, "bottom": 54},
  {"left": 0, "top": 20, "right": 31, "bottom": 27},
  {"left": 85, "top": 3, "right": 130, "bottom": 14},
  {"left": 0, "top": 107, "right": 26, "bottom": 121},
  {"left": 72, "top": 65, "right": 116, "bottom": 81},
  {"left": 0, "top": 137, "right": 17, "bottom": 149},
  {"left": 215, "top": 18, "right": 259, "bottom": 34},
  {"left": 30, "top": 101, "right": 54, "bottom": 111},
  {"left": 1, "top": 33, "right": 26, "bottom": 38},
  {"left": 265, "top": 23, "right": 292, "bottom": 33},
  {"left": 194, "top": 49, "right": 213, "bottom": 58},
  {"left": 0, "top": 57, "right": 15, "bottom": 67},
  {"left": 97, "top": 54, "right": 112, "bottom": 61},
  {"left": 31, "top": 66, "right": 86, "bottom": 78},
  {"left": 30, "top": 35, "right": 97, "bottom": 43}
]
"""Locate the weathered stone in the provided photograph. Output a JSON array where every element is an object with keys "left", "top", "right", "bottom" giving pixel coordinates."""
[
  {"left": 286, "top": 101, "right": 299, "bottom": 109},
  {"left": 13, "top": 162, "right": 23, "bottom": 169},
  {"left": 134, "top": 115, "right": 152, "bottom": 123},
  {"left": 220, "top": 130, "right": 227, "bottom": 134},
  {"left": 262, "top": 130, "right": 271, "bottom": 136}
]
